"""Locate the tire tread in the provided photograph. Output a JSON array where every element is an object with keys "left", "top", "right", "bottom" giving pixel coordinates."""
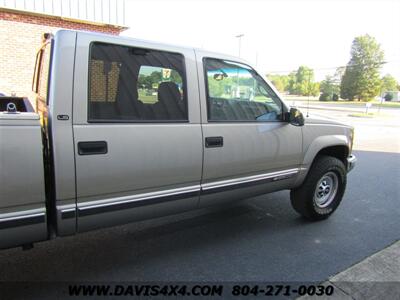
[{"left": 290, "top": 155, "right": 347, "bottom": 221}]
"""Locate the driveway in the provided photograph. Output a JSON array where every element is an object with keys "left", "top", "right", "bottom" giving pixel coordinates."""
[{"left": 0, "top": 106, "right": 398, "bottom": 299}]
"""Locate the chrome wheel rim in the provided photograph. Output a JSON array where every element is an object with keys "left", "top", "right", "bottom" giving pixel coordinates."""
[{"left": 313, "top": 172, "right": 338, "bottom": 208}]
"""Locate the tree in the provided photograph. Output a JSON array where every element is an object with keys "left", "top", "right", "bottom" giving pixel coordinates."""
[
  {"left": 335, "top": 67, "right": 346, "bottom": 83},
  {"left": 286, "top": 66, "right": 319, "bottom": 96},
  {"left": 266, "top": 74, "right": 289, "bottom": 92},
  {"left": 138, "top": 74, "right": 153, "bottom": 89},
  {"left": 150, "top": 71, "right": 162, "bottom": 84},
  {"left": 295, "top": 66, "right": 313, "bottom": 95},
  {"left": 340, "top": 34, "right": 385, "bottom": 101},
  {"left": 319, "top": 75, "right": 340, "bottom": 101},
  {"left": 170, "top": 70, "right": 183, "bottom": 85},
  {"left": 304, "top": 81, "right": 320, "bottom": 97},
  {"left": 287, "top": 71, "right": 297, "bottom": 95},
  {"left": 381, "top": 74, "right": 398, "bottom": 92}
]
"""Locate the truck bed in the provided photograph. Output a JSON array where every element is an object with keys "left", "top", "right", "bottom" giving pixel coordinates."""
[{"left": 0, "top": 112, "right": 47, "bottom": 249}]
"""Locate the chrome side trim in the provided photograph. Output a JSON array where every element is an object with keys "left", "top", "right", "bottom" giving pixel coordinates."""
[
  {"left": 73, "top": 168, "right": 299, "bottom": 217},
  {"left": 0, "top": 209, "right": 46, "bottom": 230},
  {"left": 202, "top": 168, "right": 299, "bottom": 191},
  {"left": 60, "top": 208, "right": 76, "bottom": 213},
  {"left": 76, "top": 185, "right": 201, "bottom": 217},
  {"left": 0, "top": 208, "right": 46, "bottom": 220},
  {"left": 59, "top": 205, "right": 77, "bottom": 219}
]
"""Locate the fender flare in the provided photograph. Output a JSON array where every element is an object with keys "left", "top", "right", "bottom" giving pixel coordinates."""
[{"left": 294, "top": 135, "right": 350, "bottom": 187}]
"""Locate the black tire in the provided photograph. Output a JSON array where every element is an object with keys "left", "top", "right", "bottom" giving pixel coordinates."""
[{"left": 290, "top": 155, "right": 347, "bottom": 221}]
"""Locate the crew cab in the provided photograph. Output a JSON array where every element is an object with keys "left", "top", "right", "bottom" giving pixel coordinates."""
[{"left": 0, "top": 30, "right": 356, "bottom": 250}]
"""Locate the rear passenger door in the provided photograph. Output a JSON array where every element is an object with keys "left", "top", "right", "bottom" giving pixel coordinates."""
[
  {"left": 72, "top": 34, "right": 202, "bottom": 232},
  {"left": 196, "top": 54, "right": 303, "bottom": 206}
]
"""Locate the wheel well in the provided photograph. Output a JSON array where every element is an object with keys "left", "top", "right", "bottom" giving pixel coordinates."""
[{"left": 316, "top": 145, "right": 349, "bottom": 167}]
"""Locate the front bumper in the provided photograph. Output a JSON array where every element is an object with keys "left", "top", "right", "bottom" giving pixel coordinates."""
[{"left": 347, "top": 154, "right": 357, "bottom": 173}]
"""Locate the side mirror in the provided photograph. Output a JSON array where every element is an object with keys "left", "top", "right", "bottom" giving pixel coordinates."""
[
  {"left": 285, "top": 107, "right": 305, "bottom": 126},
  {"left": 213, "top": 73, "right": 227, "bottom": 81}
]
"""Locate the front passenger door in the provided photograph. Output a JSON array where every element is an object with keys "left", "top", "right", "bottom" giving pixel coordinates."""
[{"left": 198, "top": 56, "right": 302, "bottom": 206}]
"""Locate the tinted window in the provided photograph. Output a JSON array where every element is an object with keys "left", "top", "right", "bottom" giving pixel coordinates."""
[
  {"left": 88, "top": 43, "right": 187, "bottom": 122},
  {"left": 32, "top": 41, "right": 52, "bottom": 125},
  {"left": 32, "top": 42, "right": 52, "bottom": 104},
  {"left": 204, "top": 58, "right": 283, "bottom": 122}
]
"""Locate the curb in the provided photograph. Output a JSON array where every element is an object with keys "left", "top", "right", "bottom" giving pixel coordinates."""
[{"left": 298, "top": 240, "right": 400, "bottom": 299}]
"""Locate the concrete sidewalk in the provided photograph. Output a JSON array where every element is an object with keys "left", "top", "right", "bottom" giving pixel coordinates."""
[{"left": 299, "top": 240, "right": 400, "bottom": 299}]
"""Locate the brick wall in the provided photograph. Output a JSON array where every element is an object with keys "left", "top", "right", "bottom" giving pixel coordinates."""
[{"left": 0, "top": 10, "right": 125, "bottom": 103}]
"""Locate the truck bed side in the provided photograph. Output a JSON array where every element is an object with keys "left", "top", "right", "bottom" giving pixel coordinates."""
[{"left": 0, "top": 113, "right": 47, "bottom": 249}]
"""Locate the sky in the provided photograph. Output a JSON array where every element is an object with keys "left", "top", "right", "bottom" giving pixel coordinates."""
[{"left": 122, "top": 0, "right": 400, "bottom": 82}]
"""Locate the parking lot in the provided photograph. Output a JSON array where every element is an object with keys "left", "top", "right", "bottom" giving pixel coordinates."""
[{"left": 0, "top": 104, "right": 399, "bottom": 297}]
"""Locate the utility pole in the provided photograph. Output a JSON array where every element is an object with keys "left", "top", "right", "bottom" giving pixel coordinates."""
[
  {"left": 235, "top": 34, "right": 244, "bottom": 57},
  {"left": 255, "top": 52, "right": 258, "bottom": 67},
  {"left": 306, "top": 69, "right": 312, "bottom": 117}
]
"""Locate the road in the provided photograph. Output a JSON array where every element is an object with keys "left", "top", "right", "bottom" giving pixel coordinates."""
[
  {"left": 286, "top": 100, "right": 400, "bottom": 112},
  {"left": 0, "top": 151, "right": 398, "bottom": 280},
  {"left": 303, "top": 105, "right": 400, "bottom": 153},
  {"left": 0, "top": 107, "right": 399, "bottom": 298}
]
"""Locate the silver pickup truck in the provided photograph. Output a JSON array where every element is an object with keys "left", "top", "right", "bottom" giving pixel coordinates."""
[{"left": 0, "top": 30, "right": 356, "bottom": 250}]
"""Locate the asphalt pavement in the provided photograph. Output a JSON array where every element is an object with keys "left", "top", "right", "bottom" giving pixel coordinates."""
[
  {"left": 0, "top": 150, "right": 398, "bottom": 282},
  {"left": 0, "top": 106, "right": 399, "bottom": 299}
]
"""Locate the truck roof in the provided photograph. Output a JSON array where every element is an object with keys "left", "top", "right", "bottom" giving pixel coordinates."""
[{"left": 52, "top": 29, "right": 247, "bottom": 65}]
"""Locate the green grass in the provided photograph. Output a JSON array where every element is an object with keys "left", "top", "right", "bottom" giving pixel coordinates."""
[
  {"left": 348, "top": 112, "right": 393, "bottom": 118},
  {"left": 348, "top": 112, "right": 375, "bottom": 118},
  {"left": 138, "top": 90, "right": 157, "bottom": 104}
]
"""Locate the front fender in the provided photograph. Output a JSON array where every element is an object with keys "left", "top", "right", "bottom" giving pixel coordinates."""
[
  {"left": 294, "top": 126, "right": 351, "bottom": 188},
  {"left": 302, "top": 134, "right": 349, "bottom": 166}
]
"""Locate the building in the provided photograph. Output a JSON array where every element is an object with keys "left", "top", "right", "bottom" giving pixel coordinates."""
[{"left": 0, "top": 0, "right": 128, "bottom": 102}]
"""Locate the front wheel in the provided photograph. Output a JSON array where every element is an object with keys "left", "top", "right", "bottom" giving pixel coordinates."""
[{"left": 290, "top": 155, "right": 347, "bottom": 221}]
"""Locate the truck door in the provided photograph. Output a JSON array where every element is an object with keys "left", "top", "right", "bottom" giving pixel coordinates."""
[
  {"left": 195, "top": 53, "right": 303, "bottom": 206},
  {"left": 72, "top": 34, "right": 202, "bottom": 232}
]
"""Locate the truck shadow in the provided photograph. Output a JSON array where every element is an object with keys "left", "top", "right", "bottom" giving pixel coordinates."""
[{"left": 0, "top": 191, "right": 299, "bottom": 279}]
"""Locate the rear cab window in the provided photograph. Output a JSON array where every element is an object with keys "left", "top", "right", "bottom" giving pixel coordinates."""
[
  {"left": 32, "top": 39, "right": 53, "bottom": 125},
  {"left": 88, "top": 42, "right": 187, "bottom": 122}
]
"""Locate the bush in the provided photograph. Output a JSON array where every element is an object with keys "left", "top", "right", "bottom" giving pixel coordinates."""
[
  {"left": 319, "top": 93, "right": 339, "bottom": 101},
  {"left": 319, "top": 93, "right": 332, "bottom": 101},
  {"left": 384, "top": 92, "right": 393, "bottom": 101}
]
